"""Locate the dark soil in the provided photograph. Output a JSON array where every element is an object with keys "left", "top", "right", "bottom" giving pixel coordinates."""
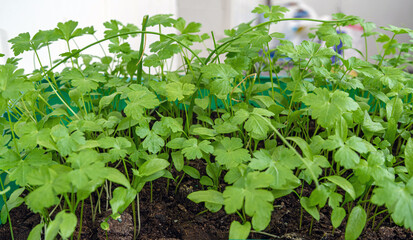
[{"left": 1, "top": 163, "right": 412, "bottom": 240}]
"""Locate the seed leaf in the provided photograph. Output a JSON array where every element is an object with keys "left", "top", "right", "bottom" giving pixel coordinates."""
[
  {"left": 110, "top": 187, "right": 137, "bottom": 216},
  {"left": 27, "top": 223, "right": 44, "bottom": 240},
  {"left": 326, "top": 176, "right": 356, "bottom": 200},
  {"left": 99, "top": 92, "right": 119, "bottom": 109},
  {"left": 171, "top": 151, "right": 184, "bottom": 171},
  {"left": 300, "top": 196, "right": 320, "bottom": 221},
  {"left": 138, "top": 158, "right": 170, "bottom": 177},
  {"left": 229, "top": 221, "right": 251, "bottom": 240},
  {"left": 1, "top": 188, "right": 24, "bottom": 224},
  {"left": 405, "top": 138, "right": 413, "bottom": 175},
  {"left": 187, "top": 190, "right": 224, "bottom": 205},
  {"left": 345, "top": 206, "right": 367, "bottom": 240},
  {"left": 104, "top": 168, "right": 131, "bottom": 189},
  {"left": 55, "top": 211, "right": 77, "bottom": 239},
  {"left": 331, "top": 207, "right": 346, "bottom": 228},
  {"left": 183, "top": 165, "right": 200, "bottom": 179},
  {"left": 166, "top": 137, "right": 186, "bottom": 149}
]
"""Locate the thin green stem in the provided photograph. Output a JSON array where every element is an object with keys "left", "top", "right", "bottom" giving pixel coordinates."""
[
  {"left": 132, "top": 200, "right": 137, "bottom": 240},
  {"left": 378, "top": 33, "right": 396, "bottom": 67},
  {"left": 47, "top": 30, "right": 206, "bottom": 75},
  {"left": 0, "top": 176, "right": 14, "bottom": 240},
  {"left": 33, "top": 48, "right": 80, "bottom": 119},
  {"left": 66, "top": 40, "right": 75, "bottom": 68},
  {"left": 77, "top": 200, "right": 84, "bottom": 240},
  {"left": 6, "top": 110, "right": 19, "bottom": 152},
  {"left": 205, "top": 17, "right": 357, "bottom": 64},
  {"left": 63, "top": 193, "right": 73, "bottom": 213},
  {"left": 175, "top": 173, "right": 186, "bottom": 194},
  {"left": 259, "top": 116, "right": 319, "bottom": 186},
  {"left": 137, "top": 15, "right": 148, "bottom": 83},
  {"left": 150, "top": 181, "right": 153, "bottom": 203},
  {"left": 363, "top": 28, "right": 368, "bottom": 61},
  {"left": 309, "top": 217, "right": 314, "bottom": 235},
  {"left": 251, "top": 230, "right": 281, "bottom": 239},
  {"left": 136, "top": 194, "right": 141, "bottom": 237},
  {"left": 374, "top": 213, "right": 391, "bottom": 231}
]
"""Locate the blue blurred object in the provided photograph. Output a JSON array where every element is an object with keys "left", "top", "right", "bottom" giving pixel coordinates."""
[{"left": 332, "top": 30, "right": 345, "bottom": 64}]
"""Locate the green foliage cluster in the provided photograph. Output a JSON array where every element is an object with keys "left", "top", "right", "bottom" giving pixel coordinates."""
[{"left": 0, "top": 4, "right": 412, "bottom": 240}]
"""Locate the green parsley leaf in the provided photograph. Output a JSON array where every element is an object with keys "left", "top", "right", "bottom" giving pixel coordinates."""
[
  {"left": 201, "top": 63, "right": 238, "bottom": 99},
  {"left": 124, "top": 85, "right": 160, "bottom": 120},
  {"left": 372, "top": 178, "right": 413, "bottom": 230},
  {"left": 244, "top": 108, "right": 274, "bottom": 140},
  {"left": 213, "top": 137, "right": 250, "bottom": 168},
  {"left": 223, "top": 171, "right": 274, "bottom": 231},
  {"left": 252, "top": 4, "right": 289, "bottom": 21},
  {"left": 182, "top": 138, "right": 213, "bottom": 160},
  {"left": 165, "top": 81, "right": 195, "bottom": 101},
  {"left": 249, "top": 149, "right": 300, "bottom": 190},
  {"left": 302, "top": 88, "right": 359, "bottom": 129}
]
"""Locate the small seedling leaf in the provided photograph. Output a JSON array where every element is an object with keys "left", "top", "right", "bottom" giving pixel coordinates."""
[
  {"left": 300, "top": 197, "right": 320, "bottom": 221},
  {"left": 187, "top": 190, "right": 224, "bottom": 205},
  {"left": 229, "top": 221, "right": 251, "bottom": 240},
  {"left": 171, "top": 151, "right": 184, "bottom": 171},
  {"left": 345, "top": 205, "right": 366, "bottom": 240},
  {"left": 139, "top": 158, "right": 170, "bottom": 177},
  {"left": 405, "top": 138, "right": 413, "bottom": 175},
  {"left": 27, "top": 223, "right": 44, "bottom": 240},
  {"left": 326, "top": 176, "right": 356, "bottom": 200},
  {"left": 183, "top": 165, "right": 200, "bottom": 179},
  {"left": 331, "top": 207, "right": 346, "bottom": 228}
]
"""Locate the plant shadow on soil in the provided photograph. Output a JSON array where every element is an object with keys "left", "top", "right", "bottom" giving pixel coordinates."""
[{"left": 0, "top": 160, "right": 412, "bottom": 240}]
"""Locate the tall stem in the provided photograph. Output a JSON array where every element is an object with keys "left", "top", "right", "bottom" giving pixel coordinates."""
[
  {"left": 259, "top": 115, "right": 319, "bottom": 187},
  {"left": 0, "top": 176, "right": 14, "bottom": 240},
  {"left": 378, "top": 33, "right": 396, "bottom": 67},
  {"left": 47, "top": 30, "right": 205, "bottom": 75},
  {"left": 33, "top": 49, "right": 80, "bottom": 119},
  {"left": 205, "top": 17, "right": 357, "bottom": 64},
  {"left": 137, "top": 15, "right": 148, "bottom": 84},
  {"left": 77, "top": 200, "right": 84, "bottom": 240}
]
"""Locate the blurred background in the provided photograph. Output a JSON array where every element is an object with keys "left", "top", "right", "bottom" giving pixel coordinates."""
[{"left": 1, "top": 0, "right": 412, "bottom": 70}]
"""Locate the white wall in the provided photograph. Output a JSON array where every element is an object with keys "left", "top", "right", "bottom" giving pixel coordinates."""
[{"left": 0, "top": 0, "right": 178, "bottom": 71}]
